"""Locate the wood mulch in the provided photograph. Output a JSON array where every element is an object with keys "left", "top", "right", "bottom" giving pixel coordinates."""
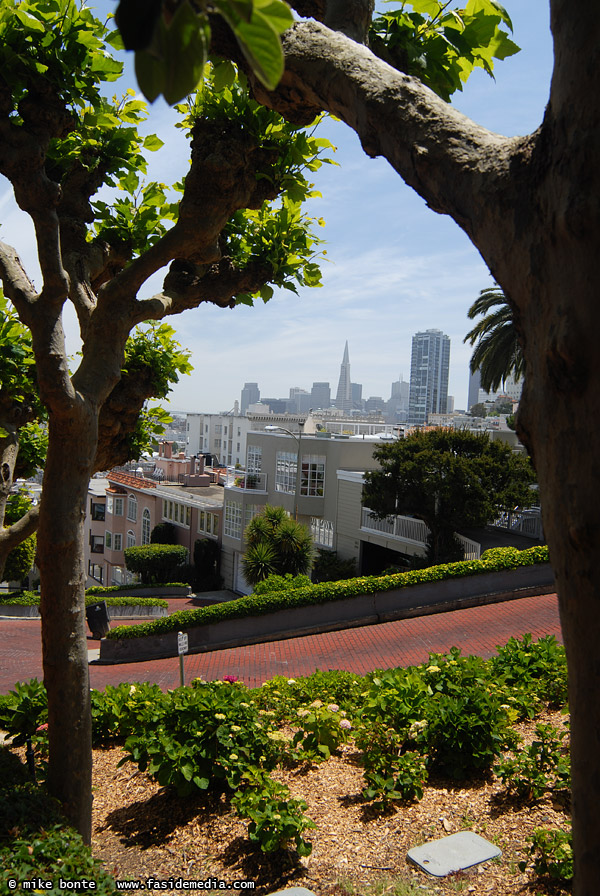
[{"left": 91, "top": 710, "right": 571, "bottom": 896}]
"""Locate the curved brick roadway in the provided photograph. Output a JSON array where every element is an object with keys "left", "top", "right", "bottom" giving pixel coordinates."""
[{"left": 0, "top": 592, "right": 561, "bottom": 693}]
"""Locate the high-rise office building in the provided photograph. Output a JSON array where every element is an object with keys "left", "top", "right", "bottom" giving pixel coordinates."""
[
  {"left": 311, "top": 381, "right": 331, "bottom": 409},
  {"left": 240, "top": 382, "right": 260, "bottom": 415},
  {"left": 408, "top": 329, "right": 451, "bottom": 425},
  {"left": 335, "top": 341, "right": 352, "bottom": 412}
]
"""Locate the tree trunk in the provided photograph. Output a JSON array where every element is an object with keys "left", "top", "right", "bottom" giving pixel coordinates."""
[{"left": 37, "top": 404, "right": 97, "bottom": 844}]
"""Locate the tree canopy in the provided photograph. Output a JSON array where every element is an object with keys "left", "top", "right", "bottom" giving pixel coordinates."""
[
  {"left": 363, "top": 429, "right": 537, "bottom": 564},
  {"left": 464, "top": 285, "right": 525, "bottom": 394}
]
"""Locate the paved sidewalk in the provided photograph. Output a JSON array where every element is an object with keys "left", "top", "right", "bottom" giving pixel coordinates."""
[{"left": 0, "top": 592, "right": 561, "bottom": 693}]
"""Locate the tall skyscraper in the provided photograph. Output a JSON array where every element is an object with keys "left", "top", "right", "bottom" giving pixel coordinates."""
[
  {"left": 408, "top": 329, "right": 451, "bottom": 425},
  {"left": 311, "top": 381, "right": 331, "bottom": 409},
  {"left": 335, "top": 341, "right": 352, "bottom": 412},
  {"left": 240, "top": 382, "right": 260, "bottom": 415}
]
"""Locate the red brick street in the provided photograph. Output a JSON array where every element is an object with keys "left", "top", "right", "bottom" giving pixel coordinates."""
[{"left": 0, "top": 591, "right": 561, "bottom": 693}]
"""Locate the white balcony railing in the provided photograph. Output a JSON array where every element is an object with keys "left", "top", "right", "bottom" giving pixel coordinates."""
[
  {"left": 361, "top": 509, "right": 481, "bottom": 559},
  {"left": 361, "top": 508, "right": 429, "bottom": 545},
  {"left": 492, "top": 507, "right": 544, "bottom": 540},
  {"left": 311, "top": 517, "right": 334, "bottom": 548}
]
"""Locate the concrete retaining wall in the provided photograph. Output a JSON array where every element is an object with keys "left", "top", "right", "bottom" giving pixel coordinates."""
[
  {"left": 98, "top": 563, "right": 555, "bottom": 665},
  {"left": 0, "top": 604, "right": 168, "bottom": 619}
]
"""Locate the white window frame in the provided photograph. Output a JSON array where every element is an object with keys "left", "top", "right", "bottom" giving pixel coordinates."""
[
  {"left": 142, "top": 508, "right": 151, "bottom": 545},
  {"left": 126, "top": 530, "right": 136, "bottom": 549},
  {"left": 275, "top": 450, "right": 297, "bottom": 494},
  {"left": 224, "top": 501, "right": 243, "bottom": 539},
  {"left": 300, "top": 455, "right": 326, "bottom": 497},
  {"left": 127, "top": 494, "right": 138, "bottom": 522}
]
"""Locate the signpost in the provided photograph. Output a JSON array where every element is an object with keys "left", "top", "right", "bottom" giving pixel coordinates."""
[{"left": 177, "top": 631, "right": 189, "bottom": 687}]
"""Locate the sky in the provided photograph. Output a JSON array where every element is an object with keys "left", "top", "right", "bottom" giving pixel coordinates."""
[{"left": 0, "top": 2, "right": 554, "bottom": 414}]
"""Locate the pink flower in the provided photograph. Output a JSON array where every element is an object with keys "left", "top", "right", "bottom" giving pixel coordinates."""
[
  {"left": 36, "top": 723, "right": 48, "bottom": 733},
  {"left": 223, "top": 675, "right": 239, "bottom": 683},
  {"left": 339, "top": 719, "right": 352, "bottom": 730}
]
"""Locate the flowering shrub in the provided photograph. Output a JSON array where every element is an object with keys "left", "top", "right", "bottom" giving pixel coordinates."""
[
  {"left": 90, "top": 682, "right": 166, "bottom": 743},
  {"left": 495, "top": 721, "right": 570, "bottom": 801},
  {"left": 292, "top": 701, "right": 353, "bottom": 760}
]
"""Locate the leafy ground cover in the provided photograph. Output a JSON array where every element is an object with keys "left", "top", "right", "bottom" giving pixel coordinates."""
[{"left": 0, "top": 635, "right": 571, "bottom": 895}]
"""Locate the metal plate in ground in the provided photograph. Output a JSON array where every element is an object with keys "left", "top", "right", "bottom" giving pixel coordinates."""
[{"left": 408, "top": 831, "right": 501, "bottom": 877}]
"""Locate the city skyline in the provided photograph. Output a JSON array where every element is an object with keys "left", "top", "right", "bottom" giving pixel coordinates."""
[{"left": 0, "top": 3, "right": 553, "bottom": 415}]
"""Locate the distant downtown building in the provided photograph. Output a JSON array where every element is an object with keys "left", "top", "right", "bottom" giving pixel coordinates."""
[
  {"left": 408, "top": 329, "right": 451, "bottom": 425},
  {"left": 335, "top": 341, "right": 352, "bottom": 412},
  {"left": 240, "top": 382, "right": 260, "bottom": 415}
]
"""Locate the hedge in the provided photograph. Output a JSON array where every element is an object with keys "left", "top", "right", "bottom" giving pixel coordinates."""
[
  {"left": 86, "top": 581, "right": 188, "bottom": 595},
  {"left": 106, "top": 545, "right": 550, "bottom": 641},
  {"left": 0, "top": 591, "right": 168, "bottom": 609}
]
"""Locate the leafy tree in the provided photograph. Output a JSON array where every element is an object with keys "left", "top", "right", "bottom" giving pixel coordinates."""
[
  {"left": 243, "top": 504, "right": 314, "bottom": 585},
  {"left": 120, "top": 2, "right": 600, "bottom": 883},
  {"left": 464, "top": 286, "right": 525, "bottom": 393},
  {"left": 469, "top": 402, "right": 487, "bottom": 418},
  {"left": 3, "top": 493, "right": 36, "bottom": 584},
  {"left": 0, "top": 0, "right": 331, "bottom": 841},
  {"left": 363, "top": 429, "right": 537, "bottom": 565}
]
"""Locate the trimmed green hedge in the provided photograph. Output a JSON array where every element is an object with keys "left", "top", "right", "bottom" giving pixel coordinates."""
[
  {"left": 86, "top": 581, "right": 188, "bottom": 595},
  {"left": 0, "top": 591, "right": 168, "bottom": 609},
  {"left": 106, "top": 545, "right": 550, "bottom": 641}
]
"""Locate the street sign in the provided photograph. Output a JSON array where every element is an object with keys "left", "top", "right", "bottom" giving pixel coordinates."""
[{"left": 177, "top": 631, "right": 189, "bottom": 655}]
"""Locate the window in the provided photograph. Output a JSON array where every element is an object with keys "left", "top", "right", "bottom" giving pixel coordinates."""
[
  {"left": 90, "top": 535, "right": 104, "bottom": 554},
  {"left": 113, "top": 533, "right": 122, "bottom": 552},
  {"left": 300, "top": 455, "right": 326, "bottom": 497},
  {"left": 104, "top": 530, "right": 112, "bottom": 549},
  {"left": 246, "top": 445, "right": 262, "bottom": 473},
  {"left": 224, "top": 501, "right": 243, "bottom": 539},
  {"left": 90, "top": 501, "right": 105, "bottom": 522},
  {"left": 275, "top": 451, "right": 297, "bottom": 494},
  {"left": 87, "top": 561, "right": 103, "bottom": 583},
  {"left": 107, "top": 495, "right": 124, "bottom": 516},
  {"left": 142, "top": 508, "right": 151, "bottom": 545},
  {"left": 127, "top": 494, "right": 137, "bottom": 522},
  {"left": 106, "top": 495, "right": 123, "bottom": 515},
  {"left": 127, "top": 530, "right": 136, "bottom": 548},
  {"left": 163, "top": 499, "right": 190, "bottom": 528},
  {"left": 198, "top": 510, "right": 205, "bottom": 532}
]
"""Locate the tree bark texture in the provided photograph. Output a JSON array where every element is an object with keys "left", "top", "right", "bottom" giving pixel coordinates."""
[
  {"left": 37, "top": 407, "right": 97, "bottom": 843},
  {"left": 236, "top": 2, "right": 599, "bottom": 889}
]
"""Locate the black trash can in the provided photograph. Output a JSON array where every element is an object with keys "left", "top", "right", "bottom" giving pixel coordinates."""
[{"left": 85, "top": 600, "right": 110, "bottom": 639}]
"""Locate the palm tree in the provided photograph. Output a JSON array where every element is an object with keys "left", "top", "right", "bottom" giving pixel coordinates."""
[
  {"left": 242, "top": 505, "right": 314, "bottom": 586},
  {"left": 464, "top": 286, "right": 525, "bottom": 393}
]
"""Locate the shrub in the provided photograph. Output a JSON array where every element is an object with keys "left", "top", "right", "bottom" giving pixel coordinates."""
[
  {"left": 292, "top": 700, "right": 352, "bottom": 761},
  {"left": 91, "top": 682, "right": 167, "bottom": 744},
  {"left": 0, "top": 679, "right": 47, "bottom": 745},
  {"left": 0, "top": 750, "right": 115, "bottom": 892},
  {"left": 520, "top": 828, "right": 573, "bottom": 883},
  {"left": 150, "top": 521, "right": 178, "bottom": 544},
  {"left": 3, "top": 534, "right": 36, "bottom": 583},
  {"left": 124, "top": 543, "right": 188, "bottom": 584},
  {"left": 495, "top": 721, "right": 570, "bottom": 801},
  {"left": 253, "top": 573, "right": 312, "bottom": 595},
  {"left": 311, "top": 550, "right": 357, "bottom": 583},
  {"left": 490, "top": 633, "right": 568, "bottom": 711}
]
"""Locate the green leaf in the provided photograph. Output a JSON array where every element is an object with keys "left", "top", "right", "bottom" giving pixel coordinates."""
[
  {"left": 227, "top": 8, "right": 285, "bottom": 90},
  {"left": 253, "top": 0, "right": 294, "bottom": 33},
  {"left": 135, "top": 49, "right": 165, "bottom": 104},
  {"left": 162, "top": 2, "right": 210, "bottom": 105},
  {"left": 143, "top": 134, "right": 165, "bottom": 152},
  {"left": 212, "top": 59, "right": 237, "bottom": 92}
]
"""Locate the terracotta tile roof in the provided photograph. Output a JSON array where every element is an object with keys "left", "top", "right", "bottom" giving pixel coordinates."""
[{"left": 107, "top": 470, "right": 157, "bottom": 490}]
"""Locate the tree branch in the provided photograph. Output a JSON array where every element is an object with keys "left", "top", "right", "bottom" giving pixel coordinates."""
[{"left": 242, "top": 21, "right": 526, "bottom": 242}]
